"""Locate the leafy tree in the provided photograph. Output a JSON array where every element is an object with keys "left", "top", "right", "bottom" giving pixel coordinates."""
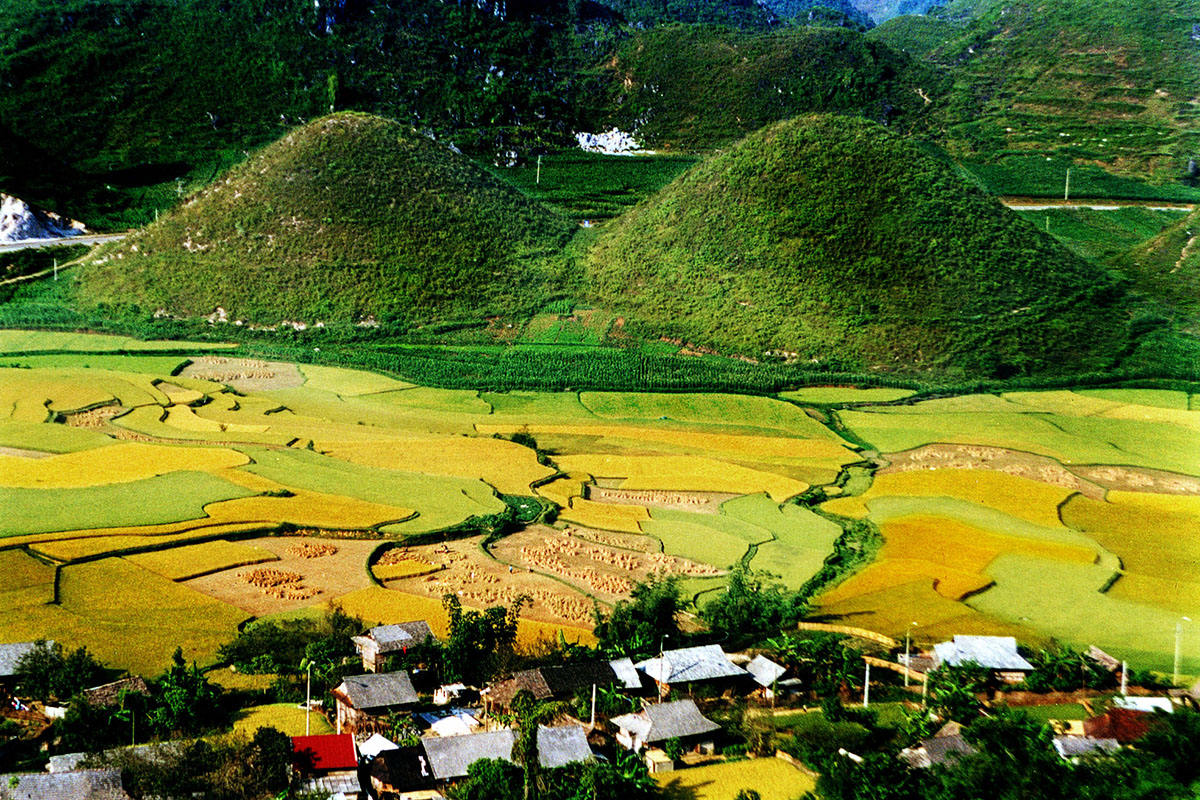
[
  {"left": 443, "top": 593, "right": 529, "bottom": 686},
  {"left": 925, "top": 663, "right": 989, "bottom": 722},
  {"left": 246, "top": 726, "right": 294, "bottom": 796},
  {"left": 1022, "top": 646, "right": 1115, "bottom": 692},
  {"left": 448, "top": 758, "right": 523, "bottom": 800},
  {"left": 14, "top": 639, "right": 105, "bottom": 702},
  {"left": 699, "top": 564, "right": 802, "bottom": 637},
  {"left": 769, "top": 633, "right": 862, "bottom": 698},
  {"left": 148, "top": 648, "right": 223, "bottom": 736},
  {"left": 511, "top": 690, "right": 569, "bottom": 800},
  {"left": 593, "top": 575, "right": 681, "bottom": 658},
  {"left": 1137, "top": 708, "right": 1200, "bottom": 785},
  {"left": 938, "top": 709, "right": 1072, "bottom": 800}
]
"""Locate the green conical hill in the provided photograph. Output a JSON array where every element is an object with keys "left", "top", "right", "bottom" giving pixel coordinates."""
[
  {"left": 585, "top": 115, "right": 1127, "bottom": 377},
  {"left": 1112, "top": 209, "right": 1200, "bottom": 325},
  {"left": 77, "top": 113, "right": 573, "bottom": 322}
]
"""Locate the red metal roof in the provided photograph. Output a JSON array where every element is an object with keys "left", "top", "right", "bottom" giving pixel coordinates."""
[
  {"left": 1083, "top": 708, "right": 1152, "bottom": 743},
  {"left": 292, "top": 733, "right": 359, "bottom": 772}
]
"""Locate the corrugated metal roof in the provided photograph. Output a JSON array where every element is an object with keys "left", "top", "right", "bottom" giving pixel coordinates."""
[
  {"left": 1053, "top": 737, "right": 1120, "bottom": 759},
  {"left": 422, "top": 729, "right": 516, "bottom": 780},
  {"left": 336, "top": 671, "right": 419, "bottom": 710},
  {"left": 635, "top": 645, "right": 748, "bottom": 684},
  {"left": 610, "top": 699, "right": 721, "bottom": 744},
  {"left": 369, "top": 622, "right": 438, "bottom": 651},
  {"left": 609, "top": 658, "right": 641, "bottom": 690},
  {"left": 0, "top": 769, "right": 129, "bottom": 800},
  {"left": 933, "top": 636, "right": 1033, "bottom": 671},
  {"left": 746, "top": 655, "right": 786, "bottom": 687},
  {"left": 537, "top": 725, "right": 593, "bottom": 768}
]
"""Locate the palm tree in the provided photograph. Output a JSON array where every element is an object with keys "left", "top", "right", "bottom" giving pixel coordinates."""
[{"left": 510, "top": 690, "right": 569, "bottom": 800}]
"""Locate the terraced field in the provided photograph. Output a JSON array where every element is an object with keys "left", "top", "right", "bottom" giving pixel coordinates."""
[{"left": 1, "top": 332, "right": 1196, "bottom": 676}]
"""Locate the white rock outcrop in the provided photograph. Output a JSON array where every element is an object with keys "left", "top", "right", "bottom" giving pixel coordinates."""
[
  {"left": 0, "top": 193, "right": 87, "bottom": 244},
  {"left": 575, "top": 128, "right": 653, "bottom": 156}
]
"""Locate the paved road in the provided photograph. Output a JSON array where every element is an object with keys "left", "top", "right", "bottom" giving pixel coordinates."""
[{"left": 0, "top": 233, "right": 126, "bottom": 254}]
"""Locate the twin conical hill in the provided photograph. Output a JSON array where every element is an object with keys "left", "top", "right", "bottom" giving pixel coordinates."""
[
  {"left": 585, "top": 115, "right": 1127, "bottom": 377},
  {"left": 77, "top": 113, "right": 573, "bottom": 323}
]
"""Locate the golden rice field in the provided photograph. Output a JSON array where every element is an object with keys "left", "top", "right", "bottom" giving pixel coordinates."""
[
  {"left": 655, "top": 757, "right": 816, "bottom": 800},
  {"left": 1, "top": 332, "right": 1198, "bottom": 675}
]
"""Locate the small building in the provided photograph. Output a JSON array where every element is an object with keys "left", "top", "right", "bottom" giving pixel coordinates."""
[
  {"left": 899, "top": 722, "right": 976, "bottom": 769},
  {"left": 416, "top": 708, "right": 483, "bottom": 738},
  {"left": 536, "top": 724, "right": 593, "bottom": 769},
  {"left": 331, "top": 671, "right": 420, "bottom": 734},
  {"left": 0, "top": 641, "right": 51, "bottom": 690},
  {"left": 83, "top": 676, "right": 151, "bottom": 708},
  {"left": 359, "top": 733, "right": 400, "bottom": 762},
  {"left": 368, "top": 746, "right": 438, "bottom": 799},
  {"left": 353, "top": 623, "right": 438, "bottom": 673},
  {"left": 292, "top": 733, "right": 361, "bottom": 800},
  {"left": 610, "top": 699, "right": 721, "bottom": 754},
  {"left": 746, "top": 655, "right": 787, "bottom": 698},
  {"left": 931, "top": 636, "right": 1033, "bottom": 683},
  {"left": 1113, "top": 696, "right": 1173, "bottom": 714},
  {"left": 609, "top": 658, "right": 643, "bottom": 691},
  {"left": 0, "top": 768, "right": 130, "bottom": 800},
  {"left": 1053, "top": 736, "right": 1120, "bottom": 761},
  {"left": 485, "top": 660, "right": 624, "bottom": 711},
  {"left": 634, "top": 645, "right": 749, "bottom": 694},
  {"left": 421, "top": 729, "right": 517, "bottom": 783},
  {"left": 1083, "top": 708, "right": 1154, "bottom": 743}
]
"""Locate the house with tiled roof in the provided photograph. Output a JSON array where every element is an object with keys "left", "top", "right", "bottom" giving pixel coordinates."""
[
  {"left": 331, "top": 671, "right": 420, "bottom": 734},
  {"left": 899, "top": 722, "right": 977, "bottom": 769},
  {"left": 610, "top": 699, "right": 721, "bottom": 754},
  {"left": 0, "top": 769, "right": 130, "bottom": 800},
  {"left": 0, "top": 641, "right": 51, "bottom": 688},
  {"left": 83, "top": 676, "right": 150, "bottom": 708},
  {"left": 634, "top": 645, "right": 750, "bottom": 694},
  {"left": 353, "top": 623, "right": 438, "bottom": 672},
  {"left": 931, "top": 636, "right": 1034, "bottom": 683},
  {"left": 485, "top": 660, "right": 627, "bottom": 711}
]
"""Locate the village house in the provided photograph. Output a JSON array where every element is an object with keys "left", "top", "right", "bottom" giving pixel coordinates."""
[
  {"left": 352, "top": 622, "right": 438, "bottom": 673},
  {"left": 0, "top": 768, "right": 131, "bottom": 800},
  {"left": 368, "top": 745, "right": 439, "bottom": 800},
  {"left": 417, "top": 724, "right": 593, "bottom": 787},
  {"left": 292, "top": 733, "right": 362, "bottom": 800},
  {"left": 0, "top": 641, "right": 49, "bottom": 694},
  {"left": 1053, "top": 736, "right": 1120, "bottom": 761},
  {"left": 745, "top": 654, "right": 787, "bottom": 699},
  {"left": 1083, "top": 707, "right": 1156, "bottom": 743},
  {"left": 484, "top": 659, "right": 634, "bottom": 712},
  {"left": 331, "top": 671, "right": 420, "bottom": 734},
  {"left": 899, "top": 721, "right": 976, "bottom": 769},
  {"left": 82, "top": 676, "right": 151, "bottom": 708},
  {"left": 930, "top": 635, "right": 1034, "bottom": 683},
  {"left": 634, "top": 644, "right": 750, "bottom": 695},
  {"left": 609, "top": 699, "right": 721, "bottom": 758}
]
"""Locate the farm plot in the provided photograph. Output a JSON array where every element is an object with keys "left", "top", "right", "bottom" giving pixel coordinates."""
[
  {"left": 0, "top": 471, "right": 257, "bottom": 537},
  {"left": 840, "top": 392, "right": 1200, "bottom": 475},
  {"left": 320, "top": 437, "right": 554, "bottom": 495},
  {"left": 233, "top": 704, "right": 334, "bottom": 737},
  {"left": 0, "top": 441, "right": 249, "bottom": 488},
  {"left": 0, "top": 419, "right": 117, "bottom": 454},
  {"left": 178, "top": 356, "right": 304, "bottom": 392},
  {"left": 878, "top": 444, "right": 1105, "bottom": 498},
  {"left": 0, "top": 558, "right": 249, "bottom": 675},
  {"left": 0, "top": 329, "right": 236, "bottom": 353},
  {"left": 969, "top": 555, "right": 1200, "bottom": 675},
  {"left": 822, "top": 470, "right": 1074, "bottom": 530},
  {"left": 127, "top": 539, "right": 279, "bottom": 580},
  {"left": 724, "top": 495, "right": 843, "bottom": 589},
  {"left": 555, "top": 454, "right": 809, "bottom": 501},
  {"left": 0, "top": 354, "right": 190, "bottom": 375},
  {"left": 655, "top": 756, "right": 815, "bottom": 800},
  {"left": 0, "top": 549, "right": 56, "bottom": 608},
  {"left": 182, "top": 537, "right": 382, "bottom": 616},
  {"left": 578, "top": 392, "right": 840, "bottom": 438},
  {"left": 780, "top": 387, "right": 916, "bottom": 404},
  {"left": 640, "top": 509, "right": 765, "bottom": 571},
  {"left": 489, "top": 526, "right": 722, "bottom": 606},
  {"left": 367, "top": 535, "right": 599, "bottom": 629}
]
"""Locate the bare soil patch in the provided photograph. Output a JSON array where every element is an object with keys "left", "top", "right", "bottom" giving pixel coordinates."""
[
  {"left": 180, "top": 357, "right": 303, "bottom": 392},
  {"left": 587, "top": 486, "right": 735, "bottom": 514},
  {"left": 1071, "top": 465, "right": 1200, "bottom": 495},
  {"left": 65, "top": 405, "right": 126, "bottom": 428},
  {"left": 880, "top": 444, "right": 1106, "bottom": 500},
  {"left": 381, "top": 534, "right": 597, "bottom": 628},
  {"left": 183, "top": 536, "right": 379, "bottom": 615}
]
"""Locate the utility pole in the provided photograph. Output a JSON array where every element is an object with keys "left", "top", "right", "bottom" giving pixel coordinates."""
[
  {"left": 1174, "top": 617, "right": 1191, "bottom": 686},
  {"left": 536, "top": 155, "right": 543, "bottom": 185},
  {"left": 1120, "top": 661, "right": 1127, "bottom": 696},
  {"left": 863, "top": 662, "right": 871, "bottom": 708},
  {"left": 1064, "top": 168, "right": 1071, "bottom": 202},
  {"left": 53, "top": 258, "right": 57, "bottom": 281},
  {"left": 304, "top": 660, "right": 314, "bottom": 736},
  {"left": 657, "top": 635, "right": 670, "bottom": 704},
  {"left": 904, "top": 622, "right": 917, "bottom": 689},
  {"left": 589, "top": 683, "right": 596, "bottom": 729}
]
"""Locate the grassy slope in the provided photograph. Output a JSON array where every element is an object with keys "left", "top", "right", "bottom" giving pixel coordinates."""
[
  {"left": 596, "top": 23, "right": 947, "bottom": 150},
  {"left": 76, "top": 113, "right": 573, "bottom": 323},
  {"left": 585, "top": 114, "right": 1126, "bottom": 377},
  {"left": 1111, "top": 207, "right": 1200, "bottom": 330},
  {"left": 908, "top": 0, "right": 1200, "bottom": 186}
]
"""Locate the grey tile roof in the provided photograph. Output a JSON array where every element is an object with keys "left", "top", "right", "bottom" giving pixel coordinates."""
[
  {"left": 610, "top": 699, "right": 721, "bottom": 744},
  {"left": 0, "top": 769, "right": 130, "bottom": 800},
  {"left": 0, "top": 641, "right": 50, "bottom": 678},
  {"left": 537, "top": 725, "right": 593, "bottom": 769},
  {"left": 635, "top": 645, "right": 748, "bottom": 684},
  {"left": 746, "top": 655, "right": 787, "bottom": 688},
  {"left": 369, "top": 622, "right": 438, "bottom": 652},
  {"left": 336, "top": 671, "right": 419, "bottom": 710},
  {"left": 900, "top": 735, "right": 976, "bottom": 768},
  {"left": 609, "top": 658, "right": 641, "bottom": 690},
  {"left": 421, "top": 729, "right": 516, "bottom": 780},
  {"left": 1053, "top": 737, "right": 1120, "bottom": 759},
  {"left": 933, "top": 636, "right": 1033, "bottom": 672}
]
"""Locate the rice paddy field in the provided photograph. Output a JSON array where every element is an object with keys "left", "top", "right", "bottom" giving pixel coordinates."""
[
  {"left": 0, "top": 331, "right": 1197, "bottom": 678},
  {"left": 656, "top": 758, "right": 816, "bottom": 800}
]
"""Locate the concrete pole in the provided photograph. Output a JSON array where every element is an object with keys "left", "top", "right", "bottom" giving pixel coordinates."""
[
  {"left": 1120, "top": 661, "right": 1127, "bottom": 696},
  {"left": 863, "top": 662, "right": 870, "bottom": 708},
  {"left": 1064, "top": 168, "right": 1071, "bottom": 201},
  {"left": 306, "top": 663, "right": 312, "bottom": 736}
]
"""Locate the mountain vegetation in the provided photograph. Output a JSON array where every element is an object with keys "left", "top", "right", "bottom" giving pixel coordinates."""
[
  {"left": 1111, "top": 207, "right": 1200, "bottom": 329},
  {"left": 597, "top": 23, "right": 946, "bottom": 150},
  {"left": 585, "top": 114, "right": 1127, "bottom": 376},
  {"left": 75, "top": 113, "right": 573, "bottom": 323}
]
